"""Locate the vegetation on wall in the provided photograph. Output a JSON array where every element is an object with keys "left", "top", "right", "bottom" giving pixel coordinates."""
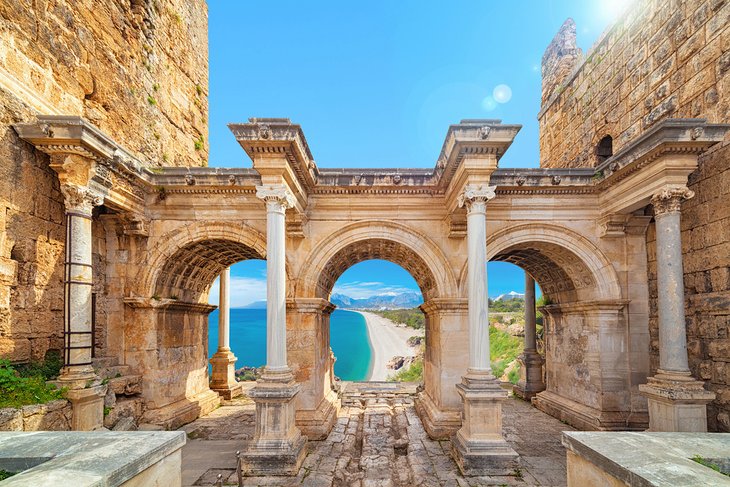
[{"left": 0, "top": 356, "right": 65, "bottom": 409}]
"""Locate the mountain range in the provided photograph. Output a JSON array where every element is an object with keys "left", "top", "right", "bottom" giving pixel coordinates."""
[
  {"left": 492, "top": 291, "right": 525, "bottom": 301},
  {"left": 330, "top": 292, "right": 422, "bottom": 310}
]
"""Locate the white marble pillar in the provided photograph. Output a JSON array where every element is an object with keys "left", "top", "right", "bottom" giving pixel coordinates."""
[
  {"left": 209, "top": 267, "right": 242, "bottom": 399},
  {"left": 218, "top": 267, "right": 231, "bottom": 352},
  {"left": 463, "top": 185, "right": 492, "bottom": 374},
  {"left": 513, "top": 274, "right": 545, "bottom": 401},
  {"left": 242, "top": 184, "right": 305, "bottom": 476},
  {"left": 639, "top": 186, "right": 714, "bottom": 432},
  {"left": 56, "top": 183, "right": 107, "bottom": 431},
  {"left": 257, "top": 185, "right": 295, "bottom": 373},
  {"left": 452, "top": 184, "right": 517, "bottom": 476}
]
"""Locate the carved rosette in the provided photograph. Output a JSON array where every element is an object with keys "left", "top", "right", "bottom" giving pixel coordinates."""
[
  {"left": 651, "top": 186, "right": 694, "bottom": 216},
  {"left": 60, "top": 184, "right": 104, "bottom": 216},
  {"left": 457, "top": 184, "right": 497, "bottom": 214},
  {"left": 256, "top": 185, "right": 296, "bottom": 213}
]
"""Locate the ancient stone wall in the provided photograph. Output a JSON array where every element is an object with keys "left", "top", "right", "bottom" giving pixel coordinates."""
[
  {"left": 539, "top": 0, "right": 728, "bottom": 168},
  {"left": 0, "top": 0, "right": 208, "bottom": 363},
  {"left": 0, "top": 400, "right": 72, "bottom": 431},
  {"left": 539, "top": 0, "right": 729, "bottom": 430}
]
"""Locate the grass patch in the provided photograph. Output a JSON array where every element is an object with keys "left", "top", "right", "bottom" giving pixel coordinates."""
[
  {"left": 0, "top": 470, "right": 16, "bottom": 481},
  {"left": 692, "top": 455, "right": 729, "bottom": 477},
  {"left": 0, "top": 359, "right": 65, "bottom": 409},
  {"left": 14, "top": 350, "right": 63, "bottom": 381}
]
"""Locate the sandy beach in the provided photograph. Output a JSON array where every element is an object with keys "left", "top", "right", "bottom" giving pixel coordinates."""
[{"left": 355, "top": 311, "right": 423, "bottom": 381}]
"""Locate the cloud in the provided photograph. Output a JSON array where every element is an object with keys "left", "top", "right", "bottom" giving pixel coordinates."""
[
  {"left": 208, "top": 276, "right": 267, "bottom": 308},
  {"left": 332, "top": 280, "right": 420, "bottom": 299}
]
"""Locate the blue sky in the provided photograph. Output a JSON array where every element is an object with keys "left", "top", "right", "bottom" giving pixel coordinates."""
[{"left": 206, "top": 1, "right": 625, "bottom": 307}]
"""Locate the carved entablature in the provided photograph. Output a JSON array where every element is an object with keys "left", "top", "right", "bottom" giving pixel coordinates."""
[
  {"left": 286, "top": 212, "right": 307, "bottom": 239},
  {"left": 119, "top": 214, "right": 151, "bottom": 237},
  {"left": 14, "top": 116, "right": 150, "bottom": 212}
]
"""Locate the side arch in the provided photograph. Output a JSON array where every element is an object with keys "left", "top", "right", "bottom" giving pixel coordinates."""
[
  {"left": 297, "top": 220, "right": 458, "bottom": 301},
  {"left": 134, "top": 220, "right": 269, "bottom": 302},
  {"left": 457, "top": 223, "right": 622, "bottom": 303}
]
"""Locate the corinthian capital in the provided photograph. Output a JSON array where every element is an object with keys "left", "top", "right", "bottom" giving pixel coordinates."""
[
  {"left": 457, "top": 184, "right": 497, "bottom": 213},
  {"left": 60, "top": 183, "right": 104, "bottom": 216},
  {"left": 651, "top": 186, "right": 694, "bottom": 216},
  {"left": 256, "top": 184, "right": 295, "bottom": 212}
]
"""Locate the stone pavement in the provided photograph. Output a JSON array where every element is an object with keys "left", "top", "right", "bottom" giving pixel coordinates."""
[{"left": 181, "top": 393, "right": 574, "bottom": 486}]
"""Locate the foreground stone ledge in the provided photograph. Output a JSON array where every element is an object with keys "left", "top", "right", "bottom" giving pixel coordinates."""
[
  {"left": 0, "top": 430, "right": 185, "bottom": 486},
  {"left": 562, "top": 431, "right": 730, "bottom": 487}
]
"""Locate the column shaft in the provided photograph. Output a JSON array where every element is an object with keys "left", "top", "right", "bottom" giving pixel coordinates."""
[
  {"left": 524, "top": 274, "right": 537, "bottom": 352},
  {"left": 218, "top": 267, "right": 231, "bottom": 351},
  {"left": 266, "top": 201, "right": 287, "bottom": 370},
  {"left": 466, "top": 204, "right": 490, "bottom": 373},
  {"left": 654, "top": 210, "right": 690, "bottom": 374}
]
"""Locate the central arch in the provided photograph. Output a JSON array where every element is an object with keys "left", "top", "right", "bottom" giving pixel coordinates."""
[{"left": 299, "top": 220, "right": 458, "bottom": 300}]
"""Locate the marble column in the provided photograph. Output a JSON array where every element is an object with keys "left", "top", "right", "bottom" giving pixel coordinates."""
[
  {"left": 513, "top": 275, "right": 545, "bottom": 400},
  {"left": 452, "top": 184, "right": 517, "bottom": 476},
  {"left": 639, "top": 186, "right": 714, "bottom": 432},
  {"left": 242, "top": 184, "right": 305, "bottom": 476},
  {"left": 56, "top": 183, "right": 107, "bottom": 430},
  {"left": 209, "top": 267, "right": 242, "bottom": 399}
]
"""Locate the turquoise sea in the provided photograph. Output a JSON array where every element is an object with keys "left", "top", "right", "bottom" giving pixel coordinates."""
[{"left": 208, "top": 308, "right": 372, "bottom": 381}]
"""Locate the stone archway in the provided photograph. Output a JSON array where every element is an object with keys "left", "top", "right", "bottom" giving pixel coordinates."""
[
  {"left": 291, "top": 220, "right": 462, "bottom": 439},
  {"left": 124, "top": 221, "right": 269, "bottom": 429},
  {"left": 461, "top": 223, "right": 646, "bottom": 430}
]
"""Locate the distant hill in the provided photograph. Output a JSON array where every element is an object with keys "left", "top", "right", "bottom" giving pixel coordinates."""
[
  {"left": 240, "top": 300, "right": 266, "bottom": 309},
  {"left": 331, "top": 291, "right": 422, "bottom": 310},
  {"left": 493, "top": 291, "right": 525, "bottom": 301}
]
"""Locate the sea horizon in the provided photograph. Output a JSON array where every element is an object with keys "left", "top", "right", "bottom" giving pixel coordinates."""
[{"left": 208, "top": 308, "right": 374, "bottom": 381}]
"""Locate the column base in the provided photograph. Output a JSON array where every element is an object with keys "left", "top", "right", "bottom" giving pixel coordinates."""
[
  {"left": 452, "top": 374, "right": 518, "bottom": 476},
  {"left": 65, "top": 384, "right": 107, "bottom": 431},
  {"left": 639, "top": 372, "right": 715, "bottom": 432},
  {"left": 512, "top": 351, "right": 545, "bottom": 401},
  {"left": 209, "top": 350, "right": 243, "bottom": 400},
  {"left": 241, "top": 368, "right": 307, "bottom": 476},
  {"left": 415, "top": 391, "right": 461, "bottom": 440},
  {"left": 296, "top": 392, "right": 339, "bottom": 440}
]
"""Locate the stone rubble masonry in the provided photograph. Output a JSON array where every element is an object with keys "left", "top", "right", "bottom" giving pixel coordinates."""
[
  {"left": 539, "top": 0, "right": 729, "bottom": 169},
  {"left": 0, "top": 0, "right": 208, "bottom": 364},
  {"left": 0, "top": 399, "right": 72, "bottom": 431},
  {"left": 539, "top": 0, "right": 730, "bottom": 431}
]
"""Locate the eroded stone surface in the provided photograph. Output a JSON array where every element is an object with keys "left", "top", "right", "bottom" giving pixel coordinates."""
[{"left": 182, "top": 396, "right": 574, "bottom": 487}]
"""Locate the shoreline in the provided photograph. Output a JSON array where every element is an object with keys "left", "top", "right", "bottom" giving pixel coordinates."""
[{"left": 354, "top": 310, "right": 423, "bottom": 381}]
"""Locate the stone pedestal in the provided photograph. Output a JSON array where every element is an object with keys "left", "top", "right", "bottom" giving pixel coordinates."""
[
  {"left": 639, "top": 374, "right": 715, "bottom": 432},
  {"left": 209, "top": 350, "right": 243, "bottom": 400},
  {"left": 65, "top": 384, "right": 107, "bottom": 431},
  {"left": 452, "top": 375, "right": 519, "bottom": 476},
  {"left": 241, "top": 370, "right": 306, "bottom": 476},
  {"left": 513, "top": 351, "right": 545, "bottom": 401}
]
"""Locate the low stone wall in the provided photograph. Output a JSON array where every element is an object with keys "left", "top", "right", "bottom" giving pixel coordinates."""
[{"left": 0, "top": 400, "right": 71, "bottom": 431}]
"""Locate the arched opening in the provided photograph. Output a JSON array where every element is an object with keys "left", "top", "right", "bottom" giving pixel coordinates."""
[
  {"left": 329, "top": 259, "right": 424, "bottom": 383},
  {"left": 127, "top": 231, "right": 268, "bottom": 429},
  {"left": 207, "top": 259, "right": 267, "bottom": 383},
  {"left": 596, "top": 134, "right": 613, "bottom": 164},
  {"left": 486, "top": 261, "right": 544, "bottom": 387}
]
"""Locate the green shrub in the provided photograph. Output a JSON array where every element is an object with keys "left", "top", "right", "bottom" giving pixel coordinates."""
[
  {"left": 373, "top": 308, "right": 424, "bottom": 329},
  {"left": 0, "top": 470, "right": 16, "bottom": 481},
  {"left": 388, "top": 357, "right": 423, "bottom": 382},
  {"left": 14, "top": 350, "right": 63, "bottom": 381},
  {"left": 0, "top": 359, "right": 65, "bottom": 409}
]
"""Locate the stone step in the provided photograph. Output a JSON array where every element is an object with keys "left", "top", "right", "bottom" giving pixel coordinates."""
[{"left": 106, "top": 374, "right": 143, "bottom": 396}]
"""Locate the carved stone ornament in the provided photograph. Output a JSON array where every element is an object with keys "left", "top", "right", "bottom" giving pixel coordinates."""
[
  {"left": 516, "top": 176, "right": 526, "bottom": 186},
  {"left": 255, "top": 184, "right": 296, "bottom": 211},
  {"left": 228, "top": 175, "right": 236, "bottom": 185},
  {"left": 651, "top": 186, "right": 695, "bottom": 215},
  {"left": 120, "top": 214, "right": 150, "bottom": 237},
  {"left": 60, "top": 184, "right": 104, "bottom": 216},
  {"left": 258, "top": 124, "right": 272, "bottom": 140},
  {"left": 457, "top": 184, "right": 497, "bottom": 212},
  {"left": 393, "top": 175, "right": 402, "bottom": 185},
  {"left": 551, "top": 175, "right": 562, "bottom": 185},
  {"left": 478, "top": 126, "right": 491, "bottom": 139},
  {"left": 185, "top": 174, "right": 195, "bottom": 185},
  {"left": 690, "top": 126, "right": 704, "bottom": 140}
]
